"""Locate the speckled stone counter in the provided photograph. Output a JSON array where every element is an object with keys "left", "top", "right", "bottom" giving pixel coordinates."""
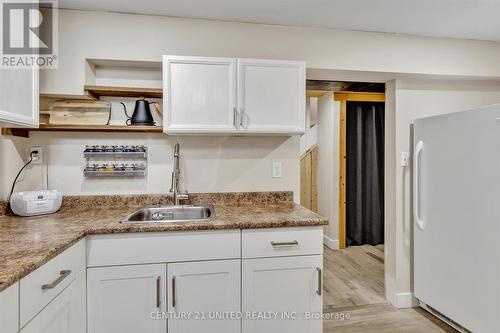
[{"left": 0, "top": 192, "right": 327, "bottom": 292}]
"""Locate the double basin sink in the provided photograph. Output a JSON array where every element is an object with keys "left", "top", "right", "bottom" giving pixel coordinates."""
[{"left": 122, "top": 204, "right": 215, "bottom": 223}]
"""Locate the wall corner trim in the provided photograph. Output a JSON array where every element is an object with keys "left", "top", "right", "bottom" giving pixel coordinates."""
[
  {"left": 323, "top": 235, "right": 339, "bottom": 250},
  {"left": 390, "top": 292, "right": 419, "bottom": 309}
]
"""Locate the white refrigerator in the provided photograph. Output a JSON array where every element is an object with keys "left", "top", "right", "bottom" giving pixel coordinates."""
[{"left": 413, "top": 104, "right": 500, "bottom": 333}]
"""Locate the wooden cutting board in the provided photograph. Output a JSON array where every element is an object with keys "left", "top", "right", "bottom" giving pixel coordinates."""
[{"left": 41, "top": 100, "right": 111, "bottom": 125}]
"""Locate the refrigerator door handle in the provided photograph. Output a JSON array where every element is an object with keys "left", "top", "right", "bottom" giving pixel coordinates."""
[{"left": 414, "top": 141, "right": 424, "bottom": 230}]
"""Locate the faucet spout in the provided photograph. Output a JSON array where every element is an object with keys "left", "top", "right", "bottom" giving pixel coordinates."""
[
  {"left": 174, "top": 143, "right": 180, "bottom": 157},
  {"left": 170, "top": 143, "right": 189, "bottom": 205}
]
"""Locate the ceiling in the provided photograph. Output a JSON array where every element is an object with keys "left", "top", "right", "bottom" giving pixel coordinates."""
[{"left": 58, "top": 0, "right": 500, "bottom": 42}]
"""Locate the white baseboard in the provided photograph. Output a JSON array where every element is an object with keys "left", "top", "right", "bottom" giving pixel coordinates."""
[
  {"left": 390, "top": 292, "right": 419, "bottom": 309},
  {"left": 323, "top": 235, "right": 339, "bottom": 250}
]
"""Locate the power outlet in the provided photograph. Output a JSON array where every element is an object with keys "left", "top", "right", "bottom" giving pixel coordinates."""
[
  {"left": 401, "top": 151, "right": 409, "bottom": 167},
  {"left": 30, "top": 146, "right": 43, "bottom": 165},
  {"left": 272, "top": 162, "right": 282, "bottom": 178}
]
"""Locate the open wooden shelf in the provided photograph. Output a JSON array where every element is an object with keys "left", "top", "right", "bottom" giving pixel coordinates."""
[
  {"left": 36, "top": 124, "right": 163, "bottom": 132},
  {"left": 2, "top": 124, "right": 163, "bottom": 138},
  {"left": 1, "top": 85, "right": 166, "bottom": 137},
  {"left": 84, "top": 85, "right": 163, "bottom": 99}
]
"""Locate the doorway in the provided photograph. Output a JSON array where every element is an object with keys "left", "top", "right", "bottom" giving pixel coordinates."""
[
  {"left": 345, "top": 100, "right": 385, "bottom": 246},
  {"left": 303, "top": 81, "right": 388, "bottom": 323},
  {"left": 328, "top": 92, "right": 386, "bottom": 311},
  {"left": 305, "top": 80, "right": 456, "bottom": 333},
  {"left": 335, "top": 92, "right": 385, "bottom": 249}
]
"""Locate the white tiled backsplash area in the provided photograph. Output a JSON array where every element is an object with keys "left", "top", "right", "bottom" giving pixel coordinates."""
[{"left": 21, "top": 132, "right": 300, "bottom": 200}]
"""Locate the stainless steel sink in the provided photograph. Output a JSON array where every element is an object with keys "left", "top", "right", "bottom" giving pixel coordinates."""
[{"left": 122, "top": 204, "right": 215, "bottom": 223}]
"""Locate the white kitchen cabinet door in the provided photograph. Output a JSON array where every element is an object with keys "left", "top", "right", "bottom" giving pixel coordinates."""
[
  {"left": 20, "top": 278, "right": 85, "bottom": 333},
  {"left": 163, "top": 55, "right": 237, "bottom": 134},
  {"left": 168, "top": 260, "right": 241, "bottom": 333},
  {"left": 0, "top": 282, "right": 19, "bottom": 333},
  {"left": 237, "top": 58, "right": 305, "bottom": 134},
  {"left": 242, "top": 255, "right": 323, "bottom": 333},
  {"left": 0, "top": 67, "right": 39, "bottom": 127},
  {"left": 87, "top": 264, "right": 166, "bottom": 333}
]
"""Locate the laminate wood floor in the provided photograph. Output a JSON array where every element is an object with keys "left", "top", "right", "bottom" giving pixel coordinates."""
[
  {"left": 323, "top": 244, "right": 386, "bottom": 308},
  {"left": 323, "top": 245, "right": 458, "bottom": 333}
]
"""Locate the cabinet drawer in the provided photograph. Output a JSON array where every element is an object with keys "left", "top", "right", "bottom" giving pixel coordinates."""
[
  {"left": 242, "top": 227, "right": 323, "bottom": 259},
  {"left": 20, "top": 276, "right": 85, "bottom": 333},
  {"left": 87, "top": 230, "right": 240, "bottom": 267},
  {"left": 20, "top": 240, "right": 85, "bottom": 328}
]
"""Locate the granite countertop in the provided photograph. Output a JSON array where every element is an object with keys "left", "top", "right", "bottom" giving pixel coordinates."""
[{"left": 0, "top": 192, "right": 327, "bottom": 292}]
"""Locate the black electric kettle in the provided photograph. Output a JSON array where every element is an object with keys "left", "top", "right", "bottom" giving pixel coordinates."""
[{"left": 120, "top": 97, "right": 156, "bottom": 126}]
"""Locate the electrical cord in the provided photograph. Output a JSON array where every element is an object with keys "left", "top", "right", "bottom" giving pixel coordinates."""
[{"left": 7, "top": 150, "right": 37, "bottom": 202}]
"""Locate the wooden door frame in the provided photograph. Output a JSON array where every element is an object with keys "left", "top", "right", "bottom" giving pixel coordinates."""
[{"left": 334, "top": 92, "right": 385, "bottom": 249}]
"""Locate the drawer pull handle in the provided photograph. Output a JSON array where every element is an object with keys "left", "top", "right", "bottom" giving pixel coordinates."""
[
  {"left": 156, "top": 276, "right": 161, "bottom": 308},
  {"left": 41, "top": 270, "right": 72, "bottom": 290},
  {"left": 172, "top": 276, "right": 177, "bottom": 308},
  {"left": 271, "top": 240, "right": 299, "bottom": 247},
  {"left": 316, "top": 267, "right": 322, "bottom": 296}
]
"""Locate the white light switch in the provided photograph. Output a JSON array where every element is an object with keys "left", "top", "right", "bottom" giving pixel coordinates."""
[
  {"left": 401, "top": 151, "right": 410, "bottom": 167},
  {"left": 272, "top": 162, "right": 282, "bottom": 178}
]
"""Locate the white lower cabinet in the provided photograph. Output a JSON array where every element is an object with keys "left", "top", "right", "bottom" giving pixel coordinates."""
[
  {"left": 87, "top": 264, "right": 167, "bottom": 333},
  {"left": 0, "top": 282, "right": 20, "bottom": 333},
  {"left": 167, "top": 260, "right": 241, "bottom": 333},
  {"left": 18, "top": 240, "right": 86, "bottom": 333},
  {"left": 10, "top": 228, "right": 322, "bottom": 333},
  {"left": 20, "top": 273, "right": 85, "bottom": 333},
  {"left": 242, "top": 255, "right": 323, "bottom": 333}
]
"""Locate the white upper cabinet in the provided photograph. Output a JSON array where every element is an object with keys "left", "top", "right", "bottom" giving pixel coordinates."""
[
  {"left": 0, "top": 67, "right": 39, "bottom": 128},
  {"left": 237, "top": 59, "right": 305, "bottom": 134},
  {"left": 163, "top": 56, "right": 237, "bottom": 134},
  {"left": 163, "top": 56, "right": 305, "bottom": 135}
]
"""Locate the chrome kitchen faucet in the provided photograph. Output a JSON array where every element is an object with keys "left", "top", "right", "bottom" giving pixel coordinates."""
[{"left": 170, "top": 143, "right": 189, "bottom": 205}]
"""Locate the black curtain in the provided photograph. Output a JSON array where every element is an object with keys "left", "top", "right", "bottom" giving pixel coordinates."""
[{"left": 346, "top": 102, "right": 385, "bottom": 246}]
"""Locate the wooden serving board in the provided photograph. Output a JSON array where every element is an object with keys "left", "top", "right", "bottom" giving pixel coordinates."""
[
  {"left": 41, "top": 100, "right": 111, "bottom": 125},
  {"left": 41, "top": 110, "right": 110, "bottom": 125}
]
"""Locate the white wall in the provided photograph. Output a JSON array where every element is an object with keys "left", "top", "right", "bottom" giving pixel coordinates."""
[
  {"left": 0, "top": 135, "right": 41, "bottom": 201},
  {"left": 1, "top": 95, "right": 300, "bottom": 200},
  {"left": 384, "top": 80, "right": 398, "bottom": 306},
  {"left": 41, "top": 10, "right": 500, "bottom": 96},
  {"left": 300, "top": 97, "right": 318, "bottom": 154},
  {"left": 24, "top": 132, "right": 299, "bottom": 198},
  {"left": 392, "top": 79, "right": 500, "bottom": 306},
  {"left": 316, "top": 93, "right": 340, "bottom": 249}
]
